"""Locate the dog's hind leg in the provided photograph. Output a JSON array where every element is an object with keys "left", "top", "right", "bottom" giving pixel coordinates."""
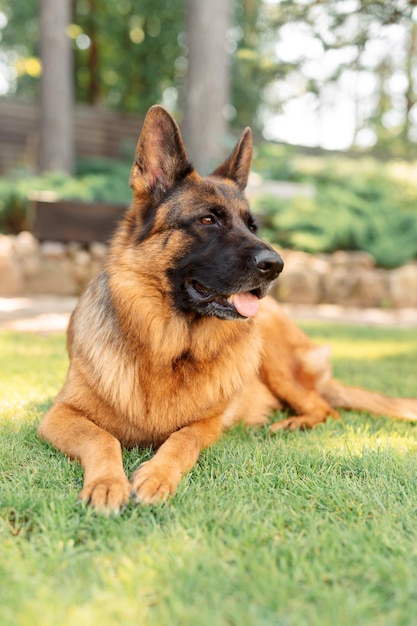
[
  {"left": 38, "top": 403, "right": 131, "bottom": 514},
  {"left": 268, "top": 384, "right": 340, "bottom": 432},
  {"left": 323, "top": 379, "right": 417, "bottom": 422},
  {"left": 130, "top": 413, "right": 223, "bottom": 504},
  {"left": 260, "top": 341, "right": 340, "bottom": 431}
]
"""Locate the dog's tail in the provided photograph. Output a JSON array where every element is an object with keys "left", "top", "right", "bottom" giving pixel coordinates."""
[{"left": 323, "top": 379, "right": 417, "bottom": 422}]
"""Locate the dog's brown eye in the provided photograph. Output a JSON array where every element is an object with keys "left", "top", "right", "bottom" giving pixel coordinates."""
[
  {"left": 248, "top": 221, "right": 258, "bottom": 234},
  {"left": 200, "top": 216, "right": 216, "bottom": 226}
]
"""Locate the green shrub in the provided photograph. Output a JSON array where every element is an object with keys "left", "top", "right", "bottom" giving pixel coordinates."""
[
  {"left": 2, "top": 150, "right": 417, "bottom": 269},
  {"left": 252, "top": 148, "right": 417, "bottom": 268},
  {"left": 0, "top": 180, "right": 28, "bottom": 233},
  {"left": 0, "top": 160, "right": 133, "bottom": 233},
  {"left": 254, "top": 185, "right": 417, "bottom": 268}
]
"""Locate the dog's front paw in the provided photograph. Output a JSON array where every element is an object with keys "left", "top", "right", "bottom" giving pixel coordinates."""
[
  {"left": 130, "top": 461, "right": 181, "bottom": 504},
  {"left": 79, "top": 475, "right": 131, "bottom": 515}
]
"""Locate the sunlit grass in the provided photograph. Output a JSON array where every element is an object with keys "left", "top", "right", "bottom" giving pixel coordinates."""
[
  {"left": 328, "top": 338, "right": 414, "bottom": 360},
  {"left": 0, "top": 333, "right": 68, "bottom": 423},
  {"left": 303, "top": 322, "right": 417, "bottom": 359},
  {"left": 1, "top": 325, "right": 417, "bottom": 626}
]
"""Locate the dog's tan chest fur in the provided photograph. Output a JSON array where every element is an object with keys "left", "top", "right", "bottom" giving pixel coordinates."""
[{"left": 64, "top": 281, "right": 262, "bottom": 447}]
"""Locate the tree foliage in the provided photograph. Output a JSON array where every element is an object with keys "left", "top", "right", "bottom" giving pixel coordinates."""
[
  {"left": 0, "top": 0, "right": 40, "bottom": 98},
  {"left": 253, "top": 146, "right": 417, "bottom": 268},
  {"left": 0, "top": 0, "right": 185, "bottom": 115},
  {"left": 262, "top": 0, "right": 417, "bottom": 153},
  {"left": 73, "top": 0, "right": 185, "bottom": 113},
  {"left": 1, "top": 0, "right": 417, "bottom": 151}
]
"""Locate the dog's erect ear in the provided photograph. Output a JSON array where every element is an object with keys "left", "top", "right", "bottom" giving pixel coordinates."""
[
  {"left": 211, "top": 127, "right": 253, "bottom": 191},
  {"left": 130, "top": 105, "right": 193, "bottom": 203}
]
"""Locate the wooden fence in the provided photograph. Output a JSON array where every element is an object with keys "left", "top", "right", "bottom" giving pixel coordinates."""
[{"left": 0, "top": 98, "right": 143, "bottom": 173}]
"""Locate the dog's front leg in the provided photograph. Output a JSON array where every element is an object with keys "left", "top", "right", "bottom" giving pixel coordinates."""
[
  {"left": 38, "top": 403, "right": 131, "bottom": 514},
  {"left": 131, "top": 415, "right": 223, "bottom": 504}
]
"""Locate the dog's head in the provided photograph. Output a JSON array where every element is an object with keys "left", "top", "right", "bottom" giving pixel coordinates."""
[{"left": 126, "top": 105, "right": 283, "bottom": 321}]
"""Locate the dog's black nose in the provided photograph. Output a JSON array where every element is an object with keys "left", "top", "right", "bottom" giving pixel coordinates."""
[{"left": 254, "top": 249, "right": 284, "bottom": 279}]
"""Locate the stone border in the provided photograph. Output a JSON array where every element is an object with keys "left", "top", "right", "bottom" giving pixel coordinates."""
[
  {"left": 0, "top": 232, "right": 106, "bottom": 297},
  {"left": 1, "top": 297, "right": 416, "bottom": 334},
  {"left": 1, "top": 232, "right": 417, "bottom": 308},
  {"left": 272, "top": 249, "right": 417, "bottom": 308}
]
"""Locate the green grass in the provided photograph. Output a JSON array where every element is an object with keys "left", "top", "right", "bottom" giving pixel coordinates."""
[{"left": 1, "top": 325, "right": 417, "bottom": 626}]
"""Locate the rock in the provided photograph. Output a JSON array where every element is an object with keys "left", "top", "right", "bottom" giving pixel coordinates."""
[
  {"left": 0, "top": 235, "right": 24, "bottom": 294},
  {"left": 20, "top": 255, "right": 41, "bottom": 279},
  {"left": 316, "top": 250, "right": 386, "bottom": 306},
  {"left": 40, "top": 241, "right": 67, "bottom": 259},
  {"left": 275, "top": 266, "right": 322, "bottom": 304},
  {"left": 14, "top": 231, "right": 39, "bottom": 258},
  {"left": 388, "top": 264, "right": 417, "bottom": 308},
  {"left": 86, "top": 260, "right": 104, "bottom": 284},
  {"left": 66, "top": 241, "right": 83, "bottom": 259},
  {"left": 352, "top": 269, "right": 389, "bottom": 307},
  {"left": 70, "top": 249, "right": 92, "bottom": 286},
  {"left": 322, "top": 266, "right": 359, "bottom": 305},
  {"left": 71, "top": 264, "right": 90, "bottom": 286},
  {"left": 322, "top": 266, "right": 388, "bottom": 307},
  {"left": 14, "top": 231, "right": 42, "bottom": 280},
  {"left": 0, "top": 255, "right": 24, "bottom": 296},
  {"left": 332, "top": 250, "right": 375, "bottom": 269},
  {"left": 0, "top": 234, "right": 15, "bottom": 257},
  {"left": 75, "top": 259, "right": 103, "bottom": 289},
  {"left": 73, "top": 249, "right": 91, "bottom": 267},
  {"left": 26, "top": 258, "right": 79, "bottom": 295},
  {"left": 90, "top": 242, "right": 107, "bottom": 260},
  {"left": 275, "top": 250, "right": 323, "bottom": 304}
]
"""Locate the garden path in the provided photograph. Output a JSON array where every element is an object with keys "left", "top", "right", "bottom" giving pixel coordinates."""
[{"left": 1, "top": 296, "right": 416, "bottom": 333}]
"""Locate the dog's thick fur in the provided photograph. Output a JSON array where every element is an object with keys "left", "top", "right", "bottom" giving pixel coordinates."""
[{"left": 38, "top": 105, "right": 417, "bottom": 513}]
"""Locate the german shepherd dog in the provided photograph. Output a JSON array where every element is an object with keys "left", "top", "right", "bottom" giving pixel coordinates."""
[{"left": 38, "top": 105, "right": 417, "bottom": 513}]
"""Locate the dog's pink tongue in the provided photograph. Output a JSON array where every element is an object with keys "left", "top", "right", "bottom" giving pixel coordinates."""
[{"left": 233, "top": 292, "right": 259, "bottom": 318}]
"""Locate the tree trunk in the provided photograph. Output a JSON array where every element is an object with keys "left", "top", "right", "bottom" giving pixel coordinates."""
[
  {"left": 39, "top": 0, "right": 74, "bottom": 174},
  {"left": 182, "top": 0, "right": 232, "bottom": 174},
  {"left": 404, "top": 21, "right": 417, "bottom": 145},
  {"left": 86, "top": 0, "right": 101, "bottom": 105}
]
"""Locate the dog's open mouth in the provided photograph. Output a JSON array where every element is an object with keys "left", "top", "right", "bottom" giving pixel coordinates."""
[{"left": 187, "top": 280, "right": 262, "bottom": 318}]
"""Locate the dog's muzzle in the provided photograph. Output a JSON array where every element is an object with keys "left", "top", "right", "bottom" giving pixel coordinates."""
[{"left": 184, "top": 248, "right": 284, "bottom": 320}]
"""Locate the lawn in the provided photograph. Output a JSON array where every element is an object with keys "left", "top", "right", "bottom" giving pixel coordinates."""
[{"left": 1, "top": 324, "right": 417, "bottom": 626}]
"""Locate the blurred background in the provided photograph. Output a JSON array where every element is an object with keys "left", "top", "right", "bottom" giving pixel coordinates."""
[{"left": 1, "top": 0, "right": 417, "bottom": 306}]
